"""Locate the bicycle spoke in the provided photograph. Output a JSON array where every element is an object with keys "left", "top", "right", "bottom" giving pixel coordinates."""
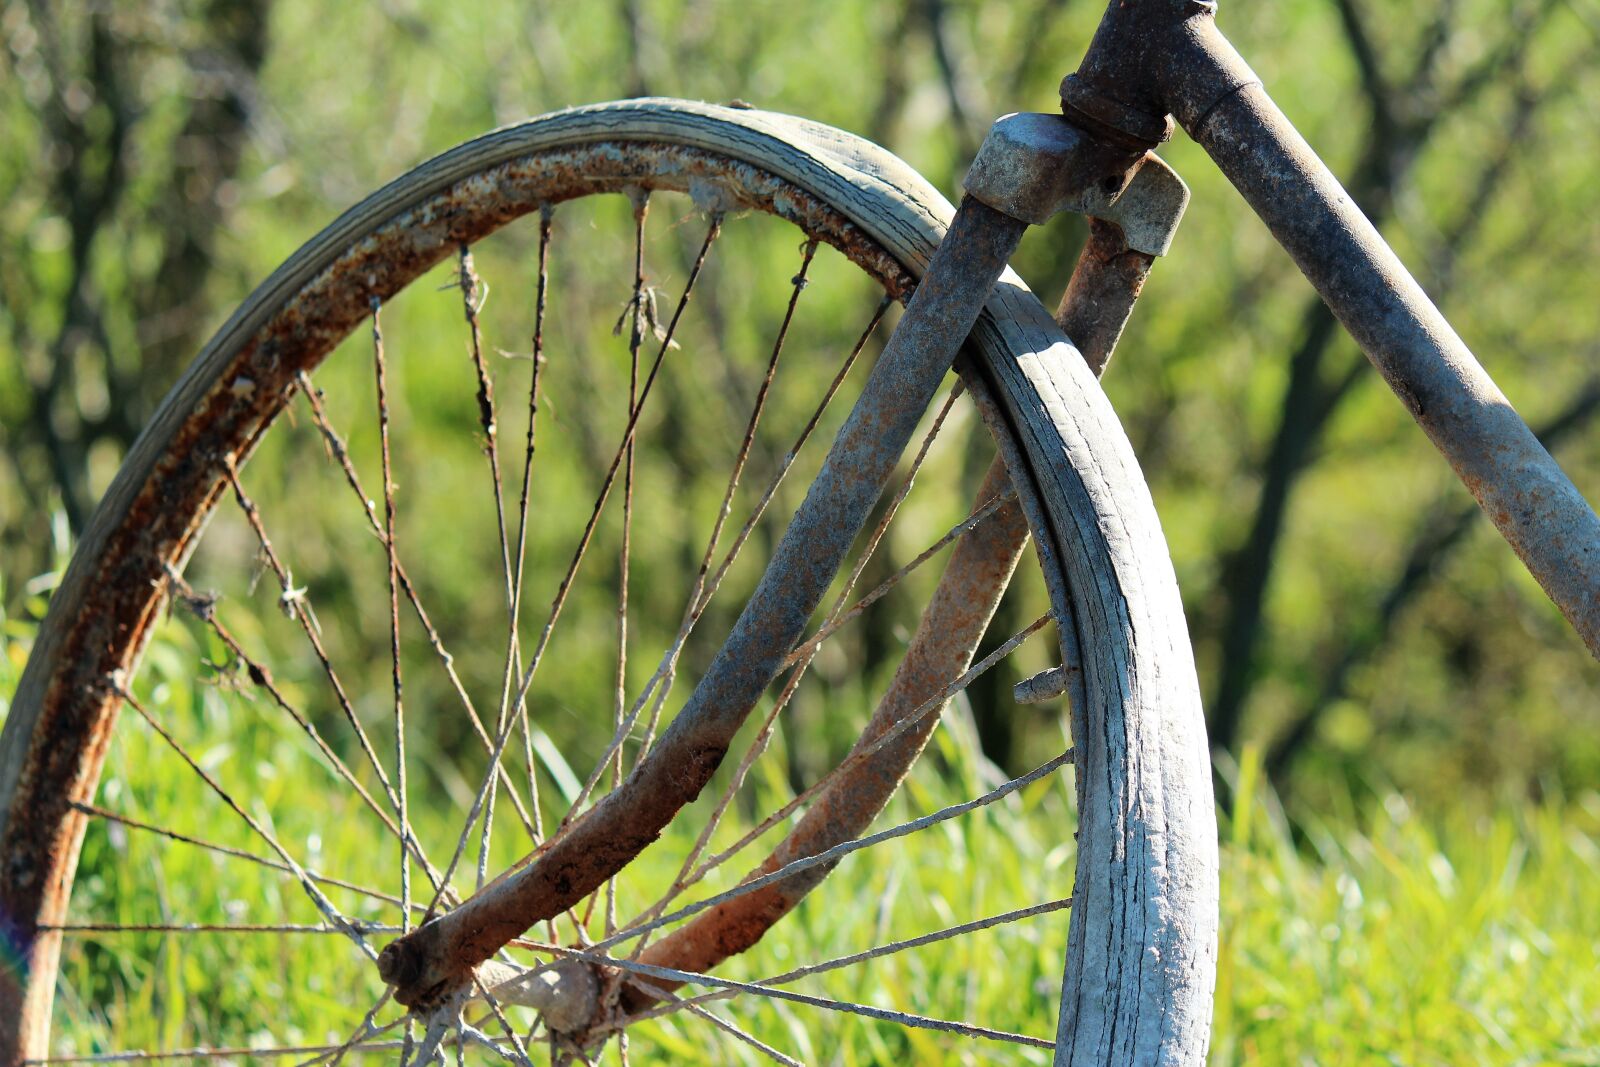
[
  {"left": 621, "top": 981, "right": 801, "bottom": 1067},
  {"left": 649, "top": 612, "right": 1054, "bottom": 909},
  {"left": 498, "top": 633, "right": 1061, "bottom": 985},
  {"left": 404, "top": 1017, "right": 450, "bottom": 1067},
  {"left": 631, "top": 236, "right": 820, "bottom": 734},
  {"left": 469, "top": 975, "right": 537, "bottom": 1067},
  {"left": 372, "top": 299, "right": 414, "bottom": 936},
  {"left": 508, "top": 205, "right": 555, "bottom": 845},
  {"left": 781, "top": 485, "right": 1021, "bottom": 671},
  {"left": 222, "top": 458, "right": 402, "bottom": 820},
  {"left": 630, "top": 382, "right": 967, "bottom": 938},
  {"left": 460, "top": 240, "right": 523, "bottom": 895},
  {"left": 71, "top": 801, "right": 411, "bottom": 912},
  {"left": 111, "top": 684, "right": 379, "bottom": 960},
  {"left": 681, "top": 1006, "right": 801, "bottom": 1067},
  {"left": 621, "top": 743, "right": 1068, "bottom": 960},
  {"left": 571, "top": 294, "right": 888, "bottom": 821},
  {"left": 629, "top": 958, "right": 1051, "bottom": 1050},
  {"left": 453, "top": 1025, "right": 512, "bottom": 1066},
  {"left": 601, "top": 458, "right": 1033, "bottom": 1010},
  {"left": 534, "top": 211, "right": 729, "bottom": 828},
  {"left": 513, "top": 897, "right": 1074, "bottom": 1038},
  {"left": 420, "top": 212, "right": 724, "bottom": 923},
  {"left": 708, "top": 897, "right": 1072, "bottom": 1008},
  {"left": 492, "top": 611, "right": 1056, "bottom": 1009},
  {"left": 598, "top": 193, "right": 652, "bottom": 936},
  {"left": 162, "top": 567, "right": 453, "bottom": 902},
  {"left": 674, "top": 295, "right": 894, "bottom": 632},
  {"left": 457, "top": 243, "right": 517, "bottom": 610},
  {"left": 568, "top": 235, "right": 819, "bottom": 827},
  {"left": 295, "top": 371, "right": 538, "bottom": 838},
  {"left": 830, "top": 379, "right": 968, "bottom": 618},
  {"left": 532, "top": 944, "right": 1054, "bottom": 1051},
  {"left": 26, "top": 1042, "right": 408, "bottom": 1063},
  {"left": 43, "top": 922, "right": 404, "bottom": 935},
  {"left": 297, "top": 993, "right": 401, "bottom": 1067}
]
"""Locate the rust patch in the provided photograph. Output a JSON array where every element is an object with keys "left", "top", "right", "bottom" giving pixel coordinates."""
[{"left": 1054, "top": 218, "right": 1156, "bottom": 376}]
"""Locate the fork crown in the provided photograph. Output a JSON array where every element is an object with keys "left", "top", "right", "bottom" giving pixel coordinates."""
[{"left": 1060, "top": 0, "right": 1258, "bottom": 149}]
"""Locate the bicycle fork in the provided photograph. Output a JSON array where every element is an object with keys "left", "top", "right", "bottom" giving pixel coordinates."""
[{"left": 376, "top": 109, "right": 1187, "bottom": 1032}]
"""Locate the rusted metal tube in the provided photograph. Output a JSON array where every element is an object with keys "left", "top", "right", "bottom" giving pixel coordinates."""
[
  {"left": 621, "top": 458, "right": 1030, "bottom": 1007},
  {"left": 620, "top": 193, "right": 1167, "bottom": 1010},
  {"left": 1064, "top": 0, "right": 1600, "bottom": 657},
  {"left": 1186, "top": 62, "right": 1600, "bottom": 656},
  {"left": 1054, "top": 218, "right": 1156, "bottom": 376},
  {"left": 378, "top": 198, "right": 1029, "bottom": 1008}
]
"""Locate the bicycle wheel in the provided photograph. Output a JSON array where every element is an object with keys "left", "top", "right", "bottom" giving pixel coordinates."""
[{"left": 0, "top": 99, "right": 1216, "bottom": 1065}]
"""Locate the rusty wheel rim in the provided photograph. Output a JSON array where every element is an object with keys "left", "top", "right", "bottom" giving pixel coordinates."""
[{"left": 1, "top": 124, "right": 1081, "bottom": 1062}]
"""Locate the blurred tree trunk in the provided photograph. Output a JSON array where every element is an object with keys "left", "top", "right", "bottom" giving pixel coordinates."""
[
  {"left": 1259, "top": 47, "right": 1594, "bottom": 786},
  {"left": 1265, "top": 375, "right": 1600, "bottom": 788},
  {"left": 913, "top": 0, "right": 986, "bottom": 165},
  {"left": 0, "top": 0, "right": 272, "bottom": 587},
  {"left": 1205, "top": 0, "right": 1561, "bottom": 761}
]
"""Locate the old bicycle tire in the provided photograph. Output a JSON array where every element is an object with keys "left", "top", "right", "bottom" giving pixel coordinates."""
[{"left": 0, "top": 99, "right": 1216, "bottom": 1065}]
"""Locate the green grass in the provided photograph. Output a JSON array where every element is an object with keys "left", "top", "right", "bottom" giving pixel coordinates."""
[
  {"left": 1214, "top": 749, "right": 1600, "bottom": 1065},
  {"left": 4, "top": 615, "right": 1599, "bottom": 1065}
]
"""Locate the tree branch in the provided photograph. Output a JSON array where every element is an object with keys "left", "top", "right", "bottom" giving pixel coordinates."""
[
  {"left": 1328, "top": 0, "right": 1397, "bottom": 139},
  {"left": 915, "top": 0, "right": 986, "bottom": 165}
]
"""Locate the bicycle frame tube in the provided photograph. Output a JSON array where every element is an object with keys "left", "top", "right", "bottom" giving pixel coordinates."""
[{"left": 1062, "top": 0, "right": 1600, "bottom": 656}]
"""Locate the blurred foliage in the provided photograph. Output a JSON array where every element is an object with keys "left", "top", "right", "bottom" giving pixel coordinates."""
[{"left": 3, "top": 0, "right": 1600, "bottom": 813}]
